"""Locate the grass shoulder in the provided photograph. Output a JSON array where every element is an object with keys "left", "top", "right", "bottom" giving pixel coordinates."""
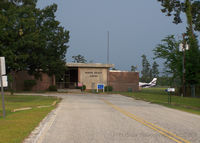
[
  {"left": 0, "top": 94, "right": 61, "bottom": 143},
  {"left": 108, "top": 88, "right": 200, "bottom": 115}
]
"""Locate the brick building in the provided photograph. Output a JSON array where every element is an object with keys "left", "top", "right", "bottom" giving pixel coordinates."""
[
  {"left": 109, "top": 70, "right": 139, "bottom": 92},
  {"left": 12, "top": 63, "right": 139, "bottom": 92},
  {"left": 12, "top": 71, "right": 55, "bottom": 91},
  {"left": 59, "top": 63, "right": 139, "bottom": 92}
]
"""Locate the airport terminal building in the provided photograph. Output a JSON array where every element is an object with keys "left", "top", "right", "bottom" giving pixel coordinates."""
[
  {"left": 58, "top": 63, "right": 114, "bottom": 90},
  {"left": 56, "top": 63, "right": 139, "bottom": 92},
  {"left": 13, "top": 63, "right": 139, "bottom": 92}
]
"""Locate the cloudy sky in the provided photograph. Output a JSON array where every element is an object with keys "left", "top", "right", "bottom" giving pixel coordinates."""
[{"left": 37, "top": 0, "right": 186, "bottom": 73}]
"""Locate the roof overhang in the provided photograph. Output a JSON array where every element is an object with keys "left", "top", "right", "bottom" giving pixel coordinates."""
[{"left": 66, "top": 63, "right": 114, "bottom": 68}]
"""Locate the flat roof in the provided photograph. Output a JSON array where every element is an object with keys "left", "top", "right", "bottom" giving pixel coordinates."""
[
  {"left": 66, "top": 63, "right": 114, "bottom": 68},
  {"left": 110, "top": 70, "right": 139, "bottom": 73}
]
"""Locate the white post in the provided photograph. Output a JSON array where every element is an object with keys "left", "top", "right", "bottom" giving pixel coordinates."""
[{"left": 0, "top": 59, "right": 6, "bottom": 118}]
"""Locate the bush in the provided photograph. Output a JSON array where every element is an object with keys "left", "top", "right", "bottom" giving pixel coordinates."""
[
  {"left": 128, "top": 88, "right": 132, "bottom": 92},
  {"left": 76, "top": 85, "right": 86, "bottom": 91},
  {"left": 24, "top": 80, "right": 36, "bottom": 91},
  {"left": 48, "top": 85, "right": 57, "bottom": 91},
  {"left": 82, "top": 85, "right": 86, "bottom": 91},
  {"left": 105, "top": 86, "right": 113, "bottom": 92}
]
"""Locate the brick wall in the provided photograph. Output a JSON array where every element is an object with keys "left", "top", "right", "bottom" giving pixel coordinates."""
[
  {"left": 109, "top": 71, "right": 139, "bottom": 92},
  {"left": 12, "top": 71, "right": 54, "bottom": 91}
]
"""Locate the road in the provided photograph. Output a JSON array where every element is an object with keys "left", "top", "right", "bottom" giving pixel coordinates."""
[{"left": 38, "top": 94, "right": 200, "bottom": 143}]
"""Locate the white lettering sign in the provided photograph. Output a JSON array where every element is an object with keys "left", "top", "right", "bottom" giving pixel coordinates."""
[
  {"left": 167, "top": 88, "right": 175, "bottom": 92},
  {"left": 0, "top": 76, "right": 8, "bottom": 87},
  {"left": 0, "top": 57, "right": 6, "bottom": 75}
]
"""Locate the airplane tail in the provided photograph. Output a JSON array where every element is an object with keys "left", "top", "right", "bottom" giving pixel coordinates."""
[{"left": 149, "top": 78, "right": 157, "bottom": 85}]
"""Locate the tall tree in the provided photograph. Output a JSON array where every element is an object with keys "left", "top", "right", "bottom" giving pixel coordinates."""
[
  {"left": 153, "top": 35, "right": 182, "bottom": 86},
  {"left": 157, "top": 0, "right": 200, "bottom": 31},
  {"left": 141, "top": 54, "right": 151, "bottom": 82},
  {"left": 72, "top": 54, "right": 87, "bottom": 63},
  {"left": 152, "top": 61, "right": 159, "bottom": 78},
  {"left": 0, "top": 1, "right": 70, "bottom": 78},
  {"left": 131, "top": 65, "right": 137, "bottom": 72},
  {"left": 157, "top": 0, "right": 200, "bottom": 86}
]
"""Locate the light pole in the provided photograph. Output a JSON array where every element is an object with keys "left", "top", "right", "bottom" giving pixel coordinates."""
[{"left": 107, "top": 31, "right": 110, "bottom": 87}]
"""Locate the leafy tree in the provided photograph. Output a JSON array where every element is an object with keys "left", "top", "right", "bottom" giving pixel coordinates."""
[
  {"left": 152, "top": 61, "right": 159, "bottom": 78},
  {"left": 141, "top": 54, "right": 151, "bottom": 82},
  {"left": 157, "top": 76, "right": 172, "bottom": 86},
  {"left": 72, "top": 54, "right": 87, "bottom": 63},
  {"left": 153, "top": 35, "right": 182, "bottom": 86},
  {"left": 157, "top": 0, "right": 200, "bottom": 31},
  {"left": 131, "top": 65, "right": 137, "bottom": 72},
  {"left": 0, "top": 1, "right": 69, "bottom": 79},
  {"left": 158, "top": 0, "right": 200, "bottom": 89}
]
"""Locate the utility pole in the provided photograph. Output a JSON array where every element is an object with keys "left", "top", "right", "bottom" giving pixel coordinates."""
[{"left": 182, "top": 33, "right": 186, "bottom": 97}]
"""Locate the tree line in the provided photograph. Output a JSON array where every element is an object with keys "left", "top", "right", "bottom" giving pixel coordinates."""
[
  {"left": 131, "top": 55, "right": 159, "bottom": 83},
  {"left": 131, "top": 0, "right": 200, "bottom": 95},
  {"left": 0, "top": 0, "right": 70, "bottom": 79}
]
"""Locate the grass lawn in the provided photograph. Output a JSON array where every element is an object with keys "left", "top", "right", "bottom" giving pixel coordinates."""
[
  {"left": 111, "top": 88, "right": 200, "bottom": 115},
  {"left": 0, "top": 95, "right": 60, "bottom": 143}
]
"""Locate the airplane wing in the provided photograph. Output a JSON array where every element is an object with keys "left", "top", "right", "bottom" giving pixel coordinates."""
[{"left": 139, "top": 78, "right": 157, "bottom": 88}]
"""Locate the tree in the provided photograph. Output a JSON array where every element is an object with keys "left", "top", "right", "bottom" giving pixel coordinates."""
[
  {"left": 33, "top": 4, "right": 70, "bottom": 77},
  {"left": 72, "top": 54, "right": 87, "bottom": 63},
  {"left": 152, "top": 61, "right": 159, "bottom": 78},
  {"left": 158, "top": 0, "right": 200, "bottom": 92},
  {"left": 0, "top": 1, "right": 70, "bottom": 78},
  {"left": 157, "top": 0, "right": 200, "bottom": 31},
  {"left": 153, "top": 35, "right": 182, "bottom": 86},
  {"left": 112, "top": 68, "right": 117, "bottom": 70},
  {"left": 141, "top": 54, "right": 151, "bottom": 82},
  {"left": 131, "top": 65, "right": 137, "bottom": 72}
]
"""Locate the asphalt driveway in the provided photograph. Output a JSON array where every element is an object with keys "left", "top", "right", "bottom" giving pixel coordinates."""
[{"left": 36, "top": 94, "right": 200, "bottom": 143}]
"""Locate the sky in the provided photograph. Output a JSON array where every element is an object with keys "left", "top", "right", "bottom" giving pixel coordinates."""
[{"left": 37, "top": 0, "right": 186, "bottom": 73}]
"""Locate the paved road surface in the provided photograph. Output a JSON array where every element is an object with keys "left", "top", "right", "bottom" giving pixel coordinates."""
[{"left": 39, "top": 94, "right": 200, "bottom": 143}]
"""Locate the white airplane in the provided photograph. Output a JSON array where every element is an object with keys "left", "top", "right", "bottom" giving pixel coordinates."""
[{"left": 139, "top": 78, "right": 157, "bottom": 88}]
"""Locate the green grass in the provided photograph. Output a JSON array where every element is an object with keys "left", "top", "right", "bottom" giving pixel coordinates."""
[
  {"left": 111, "top": 88, "right": 200, "bottom": 115},
  {"left": 0, "top": 95, "right": 60, "bottom": 143}
]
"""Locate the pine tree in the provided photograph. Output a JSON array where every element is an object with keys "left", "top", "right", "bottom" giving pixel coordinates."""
[
  {"left": 131, "top": 65, "right": 137, "bottom": 72},
  {"left": 152, "top": 61, "right": 159, "bottom": 78},
  {"left": 141, "top": 54, "right": 151, "bottom": 82}
]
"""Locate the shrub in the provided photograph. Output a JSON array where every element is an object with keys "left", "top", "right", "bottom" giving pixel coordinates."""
[
  {"left": 105, "top": 86, "right": 113, "bottom": 92},
  {"left": 48, "top": 85, "right": 57, "bottom": 91},
  {"left": 82, "top": 85, "right": 86, "bottom": 91},
  {"left": 128, "top": 88, "right": 132, "bottom": 92},
  {"left": 76, "top": 85, "right": 86, "bottom": 91},
  {"left": 24, "top": 80, "right": 36, "bottom": 91}
]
